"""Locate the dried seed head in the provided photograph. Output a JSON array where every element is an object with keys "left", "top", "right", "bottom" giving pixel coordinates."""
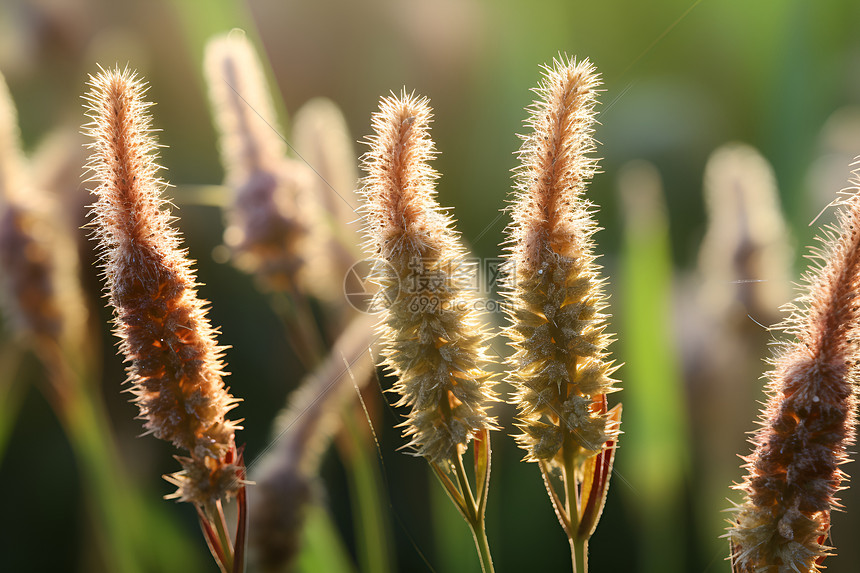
[
  {"left": 360, "top": 90, "right": 496, "bottom": 466},
  {"left": 84, "top": 66, "right": 241, "bottom": 504},
  {"left": 699, "top": 143, "right": 792, "bottom": 326},
  {"left": 204, "top": 31, "right": 311, "bottom": 291},
  {"left": 504, "top": 57, "right": 619, "bottom": 471},
  {"left": 728, "top": 167, "right": 860, "bottom": 572}
]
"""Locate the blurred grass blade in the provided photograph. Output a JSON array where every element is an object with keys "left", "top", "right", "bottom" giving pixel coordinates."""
[
  {"left": 430, "top": 475, "right": 482, "bottom": 573},
  {"left": 0, "top": 344, "right": 24, "bottom": 463},
  {"left": 340, "top": 409, "right": 394, "bottom": 573},
  {"left": 298, "top": 504, "right": 356, "bottom": 573},
  {"left": 616, "top": 160, "right": 689, "bottom": 573}
]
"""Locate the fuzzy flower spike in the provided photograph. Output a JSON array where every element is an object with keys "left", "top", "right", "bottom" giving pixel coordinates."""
[
  {"left": 361, "top": 90, "right": 497, "bottom": 572},
  {"left": 84, "top": 66, "right": 246, "bottom": 572},
  {"left": 728, "top": 167, "right": 860, "bottom": 572},
  {"left": 503, "top": 57, "right": 621, "bottom": 572}
]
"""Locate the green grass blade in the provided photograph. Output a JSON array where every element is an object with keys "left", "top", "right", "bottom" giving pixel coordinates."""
[{"left": 616, "top": 161, "right": 690, "bottom": 573}]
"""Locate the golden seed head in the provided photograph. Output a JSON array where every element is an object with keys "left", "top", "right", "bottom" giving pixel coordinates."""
[
  {"left": 84, "top": 66, "right": 241, "bottom": 504},
  {"left": 504, "top": 56, "right": 618, "bottom": 471},
  {"left": 360, "top": 90, "right": 496, "bottom": 466}
]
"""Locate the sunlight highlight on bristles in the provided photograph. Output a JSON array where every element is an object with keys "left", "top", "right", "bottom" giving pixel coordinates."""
[
  {"left": 510, "top": 56, "right": 601, "bottom": 272},
  {"left": 728, "top": 165, "right": 860, "bottom": 572},
  {"left": 503, "top": 56, "right": 619, "bottom": 471},
  {"left": 84, "top": 66, "right": 243, "bottom": 505},
  {"left": 360, "top": 90, "right": 497, "bottom": 466}
]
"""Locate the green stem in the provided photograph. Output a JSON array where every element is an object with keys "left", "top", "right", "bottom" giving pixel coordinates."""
[
  {"left": 452, "top": 453, "right": 495, "bottom": 573},
  {"left": 562, "top": 435, "right": 584, "bottom": 573},
  {"left": 471, "top": 517, "right": 494, "bottom": 573},
  {"left": 572, "top": 537, "right": 588, "bottom": 573}
]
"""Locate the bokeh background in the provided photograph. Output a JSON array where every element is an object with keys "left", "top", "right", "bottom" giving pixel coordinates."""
[{"left": 2, "top": 0, "right": 860, "bottom": 572}]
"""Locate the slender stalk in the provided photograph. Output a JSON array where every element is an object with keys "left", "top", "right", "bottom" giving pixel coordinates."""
[
  {"left": 272, "top": 289, "right": 327, "bottom": 369},
  {"left": 562, "top": 436, "right": 583, "bottom": 573},
  {"left": 470, "top": 516, "right": 494, "bottom": 573},
  {"left": 452, "top": 452, "right": 495, "bottom": 573},
  {"left": 573, "top": 538, "right": 588, "bottom": 573},
  {"left": 453, "top": 453, "right": 478, "bottom": 520}
]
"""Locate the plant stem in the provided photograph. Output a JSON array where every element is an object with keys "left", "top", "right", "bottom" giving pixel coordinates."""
[
  {"left": 471, "top": 517, "right": 494, "bottom": 573},
  {"left": 572, "top": 537, "right": 588, "bottom": 573},
  {"left": 452, "top": 453, "right": 495, "bottom": 573},
  {"left": 562, "top": 435, "right": 583, "bottom": 573}
]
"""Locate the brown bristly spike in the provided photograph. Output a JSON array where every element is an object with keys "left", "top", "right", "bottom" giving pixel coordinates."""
[
  {"left": 84, "top": 66, "right": 242, "bottom": 506},
  {"left": 360, "top": 90, "right": 497, "bottom": 466},
  {"left": 203, "top": 31, "right": 312, "bottom": 292},
  {"left": 504, "top": 56, "right": 619, "bottom": 471},
  {"left": 728, "top": 164, "right": 860, "bottom": 572}
]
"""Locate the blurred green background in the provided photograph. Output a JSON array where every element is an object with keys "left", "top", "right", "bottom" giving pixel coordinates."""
[{"left": 2, "top": 0, "right": 860, "bottom": 571}]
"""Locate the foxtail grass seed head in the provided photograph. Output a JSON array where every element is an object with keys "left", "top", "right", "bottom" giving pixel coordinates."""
[
  {"left": 84, "top": 66, "right": 242, "bottom": 505},
  {"left": 504, "top": 57, "right": 619, "bottom": 472},
  {"left": 204, "top": 32, "right": 311, "bottom": 291},
  {"left": 360, "top": 91, "right": 496, "bottom": 466},
  {"left": 728, "top": 167, "right": 860, "bottom": 572},
  {"left": 0, "top": 70, "right": 82, "bottom": 350},
  {"left": 699, "top": 143, "right": 792, "bottom": 326}
]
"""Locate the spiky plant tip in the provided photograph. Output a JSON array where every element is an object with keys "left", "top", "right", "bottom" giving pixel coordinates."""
[
  {"left": 504, "top": 56, "right": 618, "bottom": 473},
  {"left": 510, "top": 56, "right": 602, "bottom": 273},
  {"left": 360, "top": 89, "right": 497, "bottom": 467},
  {"left": 85, "top": 66, "right": 242, "bottom": 504},
  {"left": 728, "top": 169, "right": 860, "bottom": 572}
]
